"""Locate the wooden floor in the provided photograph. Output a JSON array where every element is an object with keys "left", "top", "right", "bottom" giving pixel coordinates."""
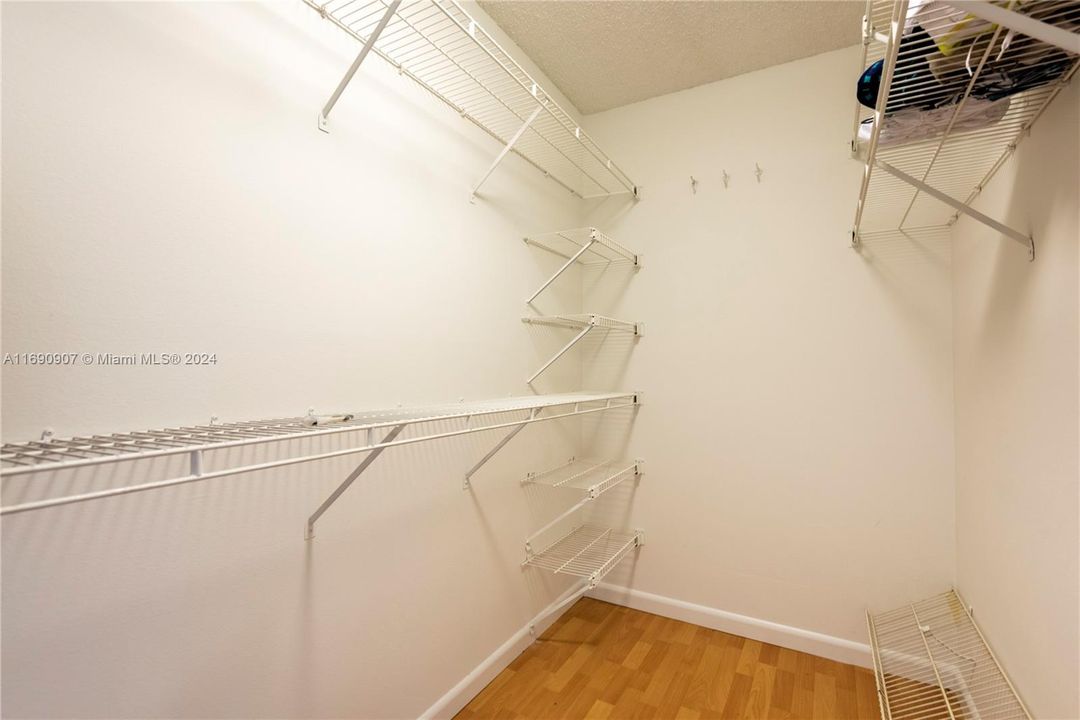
[{"left": 455, "top": 598, "right": 880, "bottom": 720}]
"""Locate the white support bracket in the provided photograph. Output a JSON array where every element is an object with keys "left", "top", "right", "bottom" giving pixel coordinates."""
[
  {"left": 526, "top": 237, "right": 596, "bottom": 304},
  {"left": 462, "top": 408, "right": 542, "bottom": 489},
  {"left": 305, "top": 423, "right": 408, "bottom": 539},
  {"left": 875, "top": 160, "right": 1035, "bottom": 261},
  {"left": 471, "top": 104, "right": 543, "bottom": 200},
  {"left": 526, "top": 324, "right": 592, "bottom": 385},
  {"left": 317, "top": 0, "right": 402, "bottom": 133}
]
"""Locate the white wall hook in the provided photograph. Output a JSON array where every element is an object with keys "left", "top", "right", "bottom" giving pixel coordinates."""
[
  {"left": 755, "top": 163, "right": 764, "bottom": 183},
  {"left": 722, "top": 170, "right": 730, "bottom": 189},
  {"left": 690, "top": 175, "right": 698, "bottom": 195}
]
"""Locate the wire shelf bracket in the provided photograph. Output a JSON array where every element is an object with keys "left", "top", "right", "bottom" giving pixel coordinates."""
[
  {"left": 850, "top": 0, "right": 1079, "bottom": 259},
  {"left": 522, "top": 458, "right": 642, "bottom": 556},
  {"left": 317, "top": 0, "right": 402, "bottom": 132},
  {"left": 306, "top": 0, "right": 639, "bottom": 200},
  {"left": 524, "top": 228, "right": 641, "bottom": 304},
  {"left": 876, "top": 159, "right": 1035, "bottom": 260},
  {"left": 471, "top": 104, "right": 543, "bottom": 201},
  {"left": 522, "top": 314, "right": 643, "bottom": 384},
  {"left": 0, "top": 392, "right": 642, "bottom": 532},
  {"left": 522, "top": 524, "right": 643, "bottom": 589},
  {"left": 866, "top": 588, "right": 1032, "bottom": 720},
  {"left": 461, "top": 407, "right": 541, "bottom": 490}
]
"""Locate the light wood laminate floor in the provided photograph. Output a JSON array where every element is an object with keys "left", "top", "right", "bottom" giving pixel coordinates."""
[{"left": 455, "top": 597, "right": 880, "bottom": 719}]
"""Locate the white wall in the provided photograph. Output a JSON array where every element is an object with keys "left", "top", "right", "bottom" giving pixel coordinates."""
[
  {"left": 0, "top": 2, "right": 613, "bottom": 717},
  {"left": 952, "top": 79, "right": 1079, "bottom": 720},
  {"left": 579, "top": 46, "right": 957, "bottom": 649}
]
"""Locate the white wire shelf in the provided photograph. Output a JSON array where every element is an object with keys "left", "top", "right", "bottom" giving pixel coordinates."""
[
  {"left": 521, "top": 314, "right": 643, "bottom": 384},
  {"left": 0, "top": 391, "right": 641, "bottom": 531},
  {"left": 524, "top": 457, "right": 640, "bottom": 497},
  {"left": 522, "top": 524, "right": 642, "bottom": 589},
  {"left": 866, "top": 589, "right": 1031, "bottom": 720},
  {"left": 523, "top": 228, "right": 642, "bottom": 304},
  {"left": 852, "top": 0, "right": 1079, "bottom": 259},
  {"left": 522, "top": 314, "right": 641, "bottom": 334},
  {"left": 307, "top": 0, "right": 638, "bottom": 200}
]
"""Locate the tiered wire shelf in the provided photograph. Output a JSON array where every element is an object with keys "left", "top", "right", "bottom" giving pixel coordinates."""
[
  {"left": 852, "top": 0, "right": 1079, "bottom": 259},
  {"left": 524, "top": 457, "right": 640, "bottom": 496},
  {"left": 867, "top": 589, "right": 1031, "bottom": 720},
  {"left": 523, "top": 228, "right": 641, "bottom": 304},
  {"left": 522, "top": 458, "right": 641, "bottom": 558},
  {"left": 523, "top": 524, "right": 642, "bottom": 589},
  {"left": 0, "top": 391, "right": 641, "bottom": 537},
  {"left": 521, "top": 314, "right": 643, "bottom": 384},
  {"left": 308, "top": 0, "right": 638, "bottom": 200}
]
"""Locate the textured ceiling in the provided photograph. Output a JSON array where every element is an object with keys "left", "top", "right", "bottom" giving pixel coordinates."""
[{"left": 477, "top": 1, "right": 864, "bottom": 114}]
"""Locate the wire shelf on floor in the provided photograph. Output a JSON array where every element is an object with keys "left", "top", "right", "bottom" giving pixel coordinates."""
[
  {"left": 523, "top": 524, "right": 642, "bottom": 588},
  {"left": 524, "top": 457, "right": 640, "bottom": 498},
  {"left": 0, "top": 391, "right": 640, "bottom": 520},
  {"left": 866, "top": 589, "right": 1031, "bottom": 720},
  {"left": 307, "top": 0, "right": 637, "bottom": 200},
  {"left": 852, "top": 0, "right": 1079, "bottom": 258}
]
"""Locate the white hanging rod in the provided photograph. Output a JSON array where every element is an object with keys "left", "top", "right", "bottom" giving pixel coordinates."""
[
  {"left": 523, "top": 228, "right": 641, "bottom": 304},
  {"left": 522, "top": 459, "right": 641, "bottom": 555},
  {"left": 522, "top": 524, "right": 642, "bottom": 589},
  {"left": 307, "top": 0, "right": 638, "bottom": 200},
  {"left": 0, "top": 392, "right": 641, "bottom": 520},
  {"left": 522, "top": 314, "right": 643, "bottom": 385},
  {"left": 851, "top": 0, "right": 1078, "bottom": 250}
]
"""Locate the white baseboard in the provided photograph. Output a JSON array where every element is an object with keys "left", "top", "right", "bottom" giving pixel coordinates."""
[
  {"left": 587, "top": 583, "right": 873, "bottom": 669},
  {"left": 418, "top": 584, "right": 585, "bottom": 720},
  {"left": 420, "top": 582, "right": 872, "bottom": 719}
]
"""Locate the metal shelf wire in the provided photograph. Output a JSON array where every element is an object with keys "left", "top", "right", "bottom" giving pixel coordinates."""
[
  {"left": 867, "top": 589, "right": 1031, "bottom": 720},
  {"left": 522, "top": 314, "right": 641, "bottom": 334},
  {"left": 523, "top": 228, "right": 642, "bottom": 304},
  {"left": 521, "top": 314, "right": 643, "bottom": 384},
  {"left": 0, "top": 391, "right": 641, "bottom": 522},
  {"left": 522, "top": 524, "right": 642, "bottom": 589},
  {"left": 852, "top": 0, "right": 1079, "bottom": 257},
  {"left": 524, "top": 457, "right": 640, "bottom": 497},
  {"left": 307, "top": 0, "right": 638, "bottom": 199}
]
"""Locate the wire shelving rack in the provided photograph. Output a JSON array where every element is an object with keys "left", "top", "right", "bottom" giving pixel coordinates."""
[
  {"left": 307, "top": 0, "right": 638, "bottom": 200},
  {"left": 851, "top": 0, "right": 1079, "bottom": 259},
  {"left": 522, "top": 314, "right": 643, "bottom": 384},
  {"left": 866, "top": 589, "right": 1031, "bottom": 720},
  {"left": 0, "top": 392, "right": 641, "bottom": 536},
  {"left": 524, "top": 457, "right": 640, "bottom": 496},
  {"left": 523, "top": 227, "right": 641, "bottom": 304},
  {"left": 522, "top": 524, "right": 642, "bottom": 589}
]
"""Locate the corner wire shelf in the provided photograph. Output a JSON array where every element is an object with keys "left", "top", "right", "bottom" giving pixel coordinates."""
[
  {"left": 522, "top": 524, "right": 642, "bottom": 589},
  {"left": 522, "top": 458, "right": 642, "bottom": 556},
  {"left": 0, "top": 391, "right": 642, "bottom": 537},
  {"left": 521, "top": 314, "right": 643, "bottom": 384},
  {"left": 866, "top": 589, "right": 1032, "bottom": 720},
  {"left": 307, "top": 0, "right": 638, "bottom": 201},
  {"left": 852, "top": 0, "right": 1079, "bottom": 260},
  {"left": 523, "top": 227, "right": 642, "bottom": 304}
]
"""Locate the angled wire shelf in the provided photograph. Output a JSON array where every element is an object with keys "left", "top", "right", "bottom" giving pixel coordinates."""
[
  {"left": 521, "top": 314, "right": 643, "bottom": 384},
  {"left": 524, "top": 227, "right": 642, "bottom": 304},
  {"left": 1, "top": 391, "right": 641, "bottom": 534},
  {"left": 307, "top": 0, "right": 638, "bottom": 200},
  {"left": 522, "top": 524, "right": 642, "bottom": 589},
  {"left": 867, "top": 589, "right": 1031, "bottom": 720},
  {"left": 852, "top": 0, "right": 1079, "bottom": 259}
]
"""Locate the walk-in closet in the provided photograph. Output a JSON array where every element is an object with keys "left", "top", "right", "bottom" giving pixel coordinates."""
[{"left": 2, "top": 1, "right": 1077, "bottom": 718}]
